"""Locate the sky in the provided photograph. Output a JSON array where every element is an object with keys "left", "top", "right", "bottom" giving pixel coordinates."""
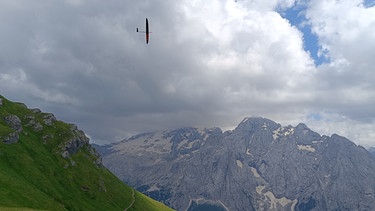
[{"left": 1, "top": 0, "right": 375, "bottom": 147}]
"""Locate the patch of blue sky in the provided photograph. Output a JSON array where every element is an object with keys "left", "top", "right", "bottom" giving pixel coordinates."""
[
  {"left": 307, "top": 113, "right": 323, "bottom": 121},
  {"left": 277, "top": 4, "right": 330, "bottom": 66},
  {"left": 364, "top": 0, "right": 375, "bottom": 8}
]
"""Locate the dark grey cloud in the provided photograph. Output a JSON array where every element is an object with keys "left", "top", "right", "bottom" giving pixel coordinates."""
[{"left": 1, "top": 0, "right": 375, "bottom": 147}]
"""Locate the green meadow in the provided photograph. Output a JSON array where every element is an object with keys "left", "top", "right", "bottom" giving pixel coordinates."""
[{"left": 0, "top": 95, "right": 174, "bottom": 211}]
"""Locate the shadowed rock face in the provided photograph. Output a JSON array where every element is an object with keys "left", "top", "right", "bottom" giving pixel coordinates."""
[
  {"left": 97, "top": 117, "right": 375, "bottom": 211},
  {"left": 2, "top": 132, "right": 19, "bottom": 144},
  {"left": 2, "top": 115, "right": 22, "bottom": 144}
]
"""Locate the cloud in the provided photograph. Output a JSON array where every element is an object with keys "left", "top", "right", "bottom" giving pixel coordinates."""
[
  {"left": 299, "top": 0, "right": 375, "bottom": 146},
  {"left": 1, "top": 0, "right": 375, "bottom": 147},
  {"left": 306, "top": 0, "right": 375, "bottom": 64}
]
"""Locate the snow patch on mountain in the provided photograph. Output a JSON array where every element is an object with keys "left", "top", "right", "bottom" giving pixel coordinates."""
[{"left": 297, "top": 144, "right": 316, "bottom": 152}]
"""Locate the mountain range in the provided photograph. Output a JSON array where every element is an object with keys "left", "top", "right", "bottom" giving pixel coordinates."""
[
  {"left": 96, "top": 117, "right": 375, "bottom": 211},
  {"left": 0, "top": 95, "right": 173, "bottom": 211}
]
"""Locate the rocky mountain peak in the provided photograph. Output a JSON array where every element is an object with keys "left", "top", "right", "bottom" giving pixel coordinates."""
[
  {"left": 237, "top": 117, "right": 281, "bottom": 131},
  {"left": 98, "top": 116, "right": 375, "bottom": 211}
]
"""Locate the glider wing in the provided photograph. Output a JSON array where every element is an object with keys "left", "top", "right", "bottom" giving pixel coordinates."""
[
  {"left": 146, "top": 18, "right": 149, "bottom": 44},
  {"left": 136, "top": 18, "right": 150, "bottom": 44}
]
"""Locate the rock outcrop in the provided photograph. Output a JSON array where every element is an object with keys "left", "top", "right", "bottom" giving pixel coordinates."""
[
  {"left": 2, "top": 115, "right": 22, "bottom": 144},
  {"left": 60, "top": 124, "right": 90, "bottom": 156},
  {"left": 98, "top": 117, "right": 375, "bottom": 211},
  {"left": 2, "top": 132, "right": 19, "bottom": 144},
  {"left": 4, "top": 115, "right": 23, "bottom": 133},
  {"left": 0, "top": 95, "right": 100, "bottom": 162}
]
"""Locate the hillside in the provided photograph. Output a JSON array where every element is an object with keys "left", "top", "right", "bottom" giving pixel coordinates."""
[
  {"left": 0, "top": 95, "right": 174, "bottom": 211},
  {"left": 97, "top": 117, "right": 375, "bottom": 211}
]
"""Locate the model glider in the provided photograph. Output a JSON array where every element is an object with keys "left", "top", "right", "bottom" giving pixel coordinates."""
[{"left": 136, "top": 18, "right": 150, "bottom": 44}]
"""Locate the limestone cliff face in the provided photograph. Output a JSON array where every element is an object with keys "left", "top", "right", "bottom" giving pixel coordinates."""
[{"left": 98, "top": 117, "right": 375, "bottom": 211}]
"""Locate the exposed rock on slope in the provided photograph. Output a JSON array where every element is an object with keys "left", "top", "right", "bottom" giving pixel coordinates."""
[{"left": 98, "top": 117, "right": 375, "bottom": 211}]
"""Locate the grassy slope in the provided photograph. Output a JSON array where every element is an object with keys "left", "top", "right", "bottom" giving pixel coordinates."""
[{"left": 0, "top": 95, "right": 174, "bottom": 211}]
